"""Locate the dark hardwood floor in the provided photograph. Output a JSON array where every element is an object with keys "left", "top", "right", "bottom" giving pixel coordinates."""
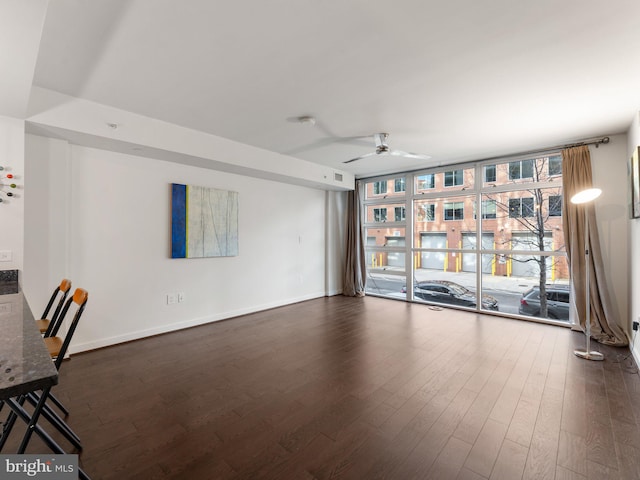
[{"left": 4, "top": 295, "right": 640, "bottom": 479}]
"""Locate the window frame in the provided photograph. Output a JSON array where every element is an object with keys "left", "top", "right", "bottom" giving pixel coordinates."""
[
  {"left": 484, "top": 165, "right": 497, "bottom": 183},
  {"left": 549, "top": 195, "right": 562, "bottom": 217},
  {"left": 548, "top": 155, "right": 562, "bottom": 176},
  {"left": 373, "top": 207, "right": 387, "bottom": 222},
  {"left": 416, "top": 174, "right": 435, "bottom": 191},
  {"left": 509, "top": 197, "right": 535, "bottom": 218},
  {"left": 509, "top": 159, "right": 534, "bottom": 180},
  {"left": 422, "top": 203, "right": 435, "bottom": 222},
  {"left": 444, "top": 170, "right": 464, "bottom": 188},
  {"left": 444, "top": 201, "right": 464, "bottom": 221},
  {"left": 476, "top": 199, "right": 497, "bottom": 219},
  {"left": 373, "top": 181, "right": 388, "bottom": 195},
  {"left": 360, "top": 152, "right": 568, "bottom": 327}
]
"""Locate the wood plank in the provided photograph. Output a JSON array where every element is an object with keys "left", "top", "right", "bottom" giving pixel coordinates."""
[
  {"left": 463, "top": 418, "right": 509, "bottom": 477},
  {"left": 489, "top": 438, "right": 528, "bottom": 480},
  {"left": 1, "top": 295, "right": 636, "bottom": 480}
]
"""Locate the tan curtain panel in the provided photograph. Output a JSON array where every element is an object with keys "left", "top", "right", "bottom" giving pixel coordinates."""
[
  {"left": 561, "top": 146, "right": 627, "bottom": 346},
  {"left": 343, "top": 182, "right": 366, "bottom": 297}
]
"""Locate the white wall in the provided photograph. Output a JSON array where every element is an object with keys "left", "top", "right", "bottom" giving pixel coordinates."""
[
  {"left": 0, "top": 116, "right": 25, "bottom": 276},
  {"left": 23, "top": 135, "right": 71, "bottom": 313},
  {"left": 627, "top": 113, "right": 640, "bottom": 365},
  {"left": 590, "top": 134, "right": 630, "bottom": 338},
  {"left": 25, "top": 135, "right": 341, "bottom": 353}
]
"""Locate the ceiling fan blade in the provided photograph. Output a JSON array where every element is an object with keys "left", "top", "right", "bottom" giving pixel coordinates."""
[
  {"left": 389, "top": 150, "right": 431, "bottom": 160},
  {"left": 341, "top": 132, "right": 430, "bottom": 164},
  {"left": 285, "top": 135, "right": 371, "bottom": 156},
  {"left": 343, "top": 152, "right": 377, "bottom": 164}
]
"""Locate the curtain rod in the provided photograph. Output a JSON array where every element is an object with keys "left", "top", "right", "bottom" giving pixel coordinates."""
[
  {"left": 357, "top": 136, "right": 610, "bottom": 181},
  {"left": 473, "top": 136, "right": 610, "bottom": 164}
]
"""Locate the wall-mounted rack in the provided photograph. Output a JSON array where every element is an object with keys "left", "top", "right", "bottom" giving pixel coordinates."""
[{"left": 0, "top": 166, "right": 19, "bottom": 203}]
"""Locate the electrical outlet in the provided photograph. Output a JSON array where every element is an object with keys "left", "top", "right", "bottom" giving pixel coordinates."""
[
  {"left": 0, "top": 303, "right": 12, "bottom": 314},
  {"left": 167, "top": 293, "right": 177, "bottom": 305},
  {"left": 177, "top": 292, "right": 184, "bottom": 303},
  {"left": 0, "top": 250, "right": 12, "bottom": 262}
]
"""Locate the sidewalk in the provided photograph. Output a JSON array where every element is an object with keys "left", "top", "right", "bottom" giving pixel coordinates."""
[{"left": 370, "top": 267, "right": 568, "bottom": 294}]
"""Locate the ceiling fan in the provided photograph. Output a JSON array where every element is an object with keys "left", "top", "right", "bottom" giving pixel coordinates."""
[{"left": 343, "top": 133, "right": 430, "bottom": 164}]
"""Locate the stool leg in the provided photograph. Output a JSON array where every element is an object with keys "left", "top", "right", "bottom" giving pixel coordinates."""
[
  {"left": 48, "top": 392, "right": 69, "bottom": 416},
  {"left": 26, "top": 392, "right": 81, "bottom": 449},
  {"left": 3, "top": 397, "right": 91, "bottom": 478},
  {"left": 18, "top": 386, "right": 51, "bottom": 453},
  {"left": 36, "top": 399, "right": 82, "bottom": 450},
  {"left": 3, "top": 395, "right": 62, "bottom": 453},
  {"left": 0, "top": 396, "right": 24, "bottom": 451}
]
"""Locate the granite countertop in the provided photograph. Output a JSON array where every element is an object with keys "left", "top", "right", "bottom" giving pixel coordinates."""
[
  {"left": 0, "top": 282, "right": 19, "bottom": 295},
  {"left": 0, "top": 285, "right": 58, "bottom": 400},
  {"left": 0, "top": 269, "right": 18, "bottom": 295}
]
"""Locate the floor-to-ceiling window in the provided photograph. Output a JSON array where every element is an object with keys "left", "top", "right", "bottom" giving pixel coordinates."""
[
  {"left": 362, "top": 177, "right": 408, "bottom": 298},
  {"left": 362, "top": 153, "right": 570, "bottom": 325}
]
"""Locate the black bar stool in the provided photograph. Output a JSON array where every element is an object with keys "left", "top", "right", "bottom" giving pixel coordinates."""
[
  {"left": 0, "top": 289, "right": 88, "bottom": 455},
  {"left": 36, "top": 278, "right": 72, "bottom": 336}
]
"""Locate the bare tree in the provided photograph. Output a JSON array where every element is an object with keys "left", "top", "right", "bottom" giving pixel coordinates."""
[{"left": 486, "top": 157, "right": 564, "bottom": 318}]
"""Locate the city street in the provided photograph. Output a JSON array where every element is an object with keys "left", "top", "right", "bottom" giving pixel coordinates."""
[{"left": 366, "top": 268, "right": 568, "bottom": 317}]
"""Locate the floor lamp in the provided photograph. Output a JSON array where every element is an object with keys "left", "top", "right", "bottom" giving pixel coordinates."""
[{"left": 571, "top": 187, "right": 603, "bottom": 361}]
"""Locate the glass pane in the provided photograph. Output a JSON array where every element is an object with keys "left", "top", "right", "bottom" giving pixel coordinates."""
[
  {"left": 548, "top": 155, "right": 562, "bottom": 176},
  {"left": 365, "top": 227, "right": 407, "bottom": 273},
  {"left": 366, "top": 273, "right": 407, "bottom": 298},
  {"left": 415, "top": 201, "right": 436, "bottom": 222},
  {"left": 482, "top": 254, "right": 570, "bottom": 322},
  {"left": 415, "top": 173, "right": 435, "bottom": 192},
  {"left": 481, "top": 187, "right": 565, "bottom": 253},
  {"left": 411, "top": 268, "right": 482, "bottom": 311},
  {"left": 365, "top": 203, "right": 405, "bottom": 223},
  {"left": 549, "top": 195, "right": 562, "bottom": 216},
  {"left": 480, "top": 254, "right": 569, "bottom": 321},
  {"left": 484, "top": 165, "right": 497, "bottom": 183},
  {"left": 415, "top": 167, "right": 474, "bottom": 193},
  {"left": 443, "top": 167, "right": 474, "bottom": 189},
  {"left": 365, "top": 177, "right": 406, "bottom": 199},
  {"left": 486, "top": 201, "right": 497, "bottom": 218},
  {"left": 484, "top": 155, "right": 561, "bottom": 186},
  {"left": 365, "top": 227, "right": 406, "bottom": 247},
  {"left": 413, "top": 195, "right": 476, "bottom": 274}
]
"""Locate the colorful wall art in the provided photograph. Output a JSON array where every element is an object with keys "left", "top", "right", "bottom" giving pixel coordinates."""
[{"left": 171, "top": 183, "right": 239, "bottom": 258}]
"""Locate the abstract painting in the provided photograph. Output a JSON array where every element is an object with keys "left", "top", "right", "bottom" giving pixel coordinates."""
[{"left": 171, "top": 183, "right": 239, "bottom": 258}]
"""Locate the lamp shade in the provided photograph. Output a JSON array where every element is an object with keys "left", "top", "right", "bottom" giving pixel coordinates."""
[{"left": 571, "top": 188, "right": 602, "bottom": 204}]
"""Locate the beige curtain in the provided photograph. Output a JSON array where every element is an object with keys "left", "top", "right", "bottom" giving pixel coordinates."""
[
  {"left": 343, "top": 182, "right": 366, "bottom": 297},
  {"left": 562, "top": 146, "right": 627, "bottom": 346}
]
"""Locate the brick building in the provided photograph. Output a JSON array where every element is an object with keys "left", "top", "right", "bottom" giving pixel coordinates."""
[{"left": 363, "top": 156, "right": 569, "bottom": 281}]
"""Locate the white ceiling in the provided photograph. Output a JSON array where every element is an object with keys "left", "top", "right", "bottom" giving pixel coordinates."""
[{"left": 26, "top": 0, "right": 640, "bottom": 177}]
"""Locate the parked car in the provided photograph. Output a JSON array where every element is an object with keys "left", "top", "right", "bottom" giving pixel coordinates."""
[
  {"left": 401, "top": 280, "right": 499, "bottom": 310},
  {"left": 518, "top": 284, "right": 570, "bottom": 320}
]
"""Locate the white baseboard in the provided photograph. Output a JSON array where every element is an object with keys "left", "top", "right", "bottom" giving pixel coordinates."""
[{"left": 69, "top": 291, "right": 327, "bottom": 355}]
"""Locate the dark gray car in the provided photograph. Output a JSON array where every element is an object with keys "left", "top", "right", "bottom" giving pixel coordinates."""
[
  {"left": 518, "top": 285, "right": 570, "bottom": 321},
  {"left": 402, "top": 280, "right": 499, "bottom": 310}
]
